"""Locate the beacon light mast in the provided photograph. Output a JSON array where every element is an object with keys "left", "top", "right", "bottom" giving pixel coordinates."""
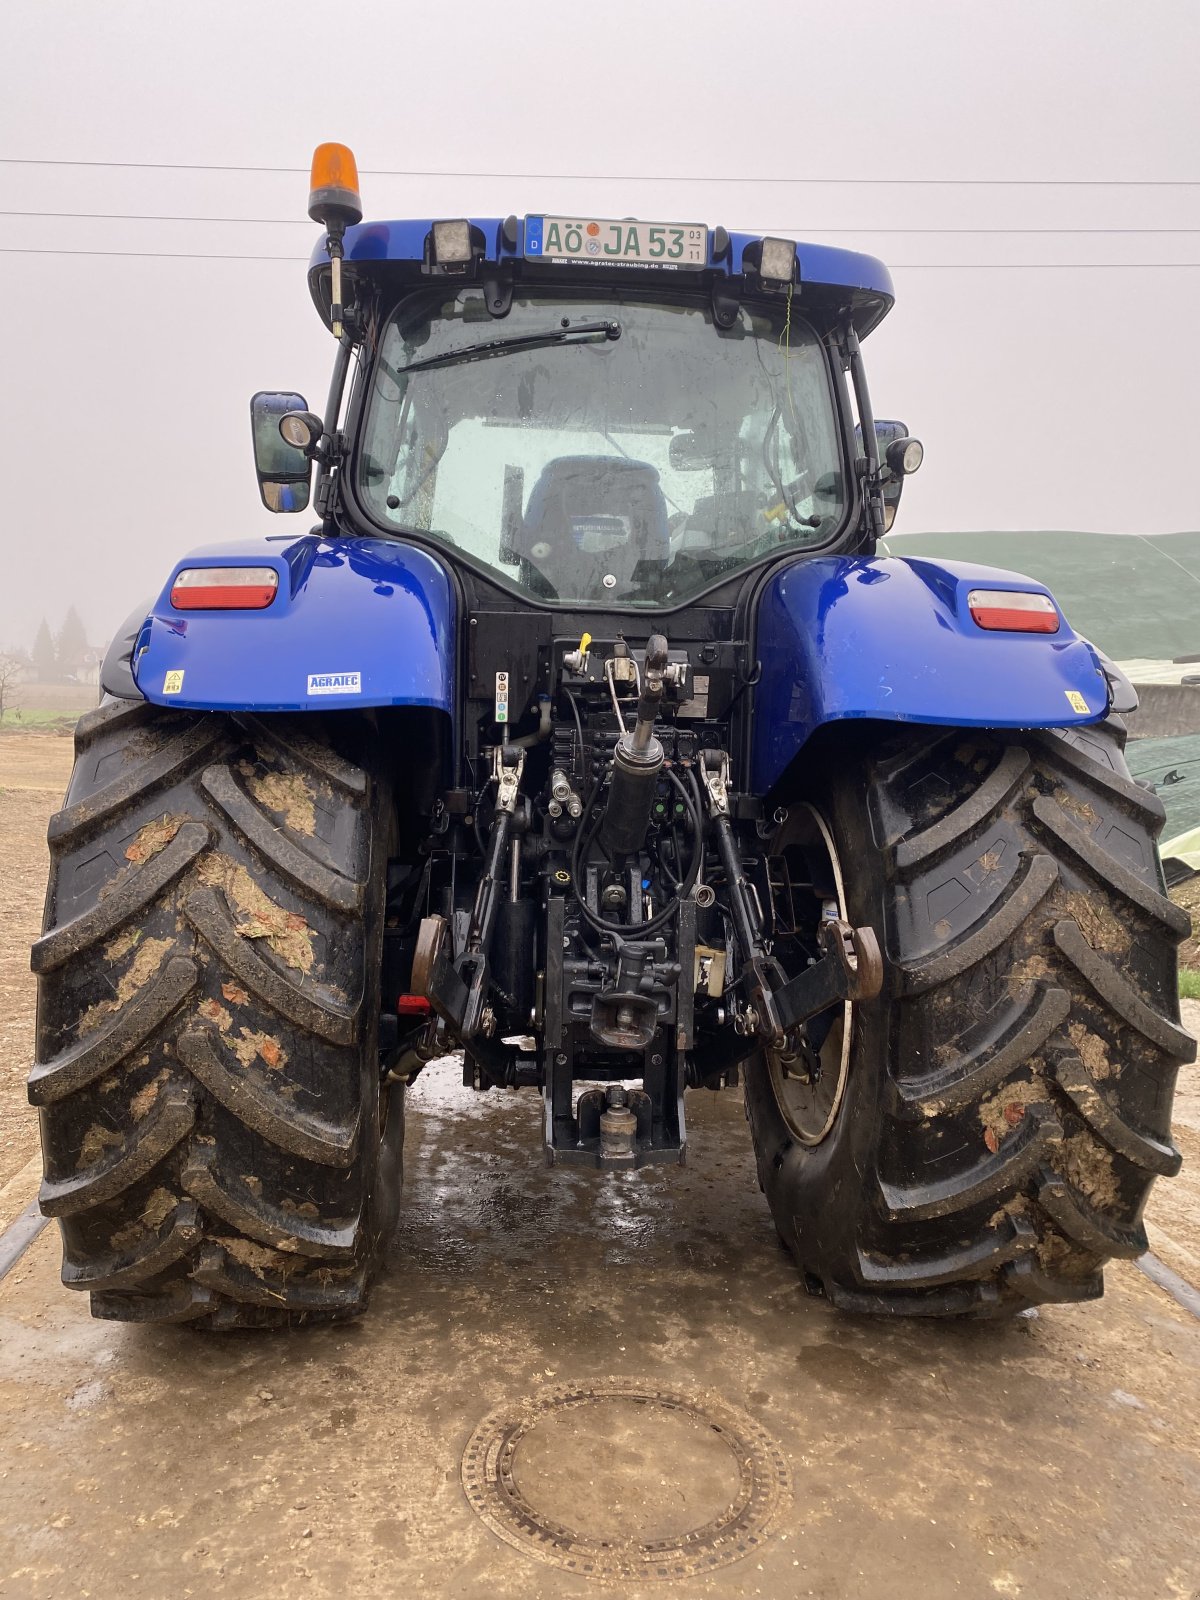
[{"left": 308, "top": 142, "right": 362, "bottom": 341}]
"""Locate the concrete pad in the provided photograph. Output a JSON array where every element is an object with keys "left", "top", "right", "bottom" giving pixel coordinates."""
[{"left": 1, "top": 1063, "right": 1199, "bottom": 1600}]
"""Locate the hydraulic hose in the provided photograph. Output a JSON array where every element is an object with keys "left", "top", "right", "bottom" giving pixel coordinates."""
[
  {"left": 572, "top": 765, "right": 703, "bottom": 938},
  {"left": 597, "top": 634, "right": 669, "bottom": 859}
]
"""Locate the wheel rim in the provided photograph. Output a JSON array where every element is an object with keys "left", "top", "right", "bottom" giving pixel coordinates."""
[{"left": 765, "top": 803, "right": 853, "bottom": 1147}]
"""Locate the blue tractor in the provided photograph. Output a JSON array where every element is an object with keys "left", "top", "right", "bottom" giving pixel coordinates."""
[{"left": 31, "top": 146, "right": 1193, "bottom": 1328}]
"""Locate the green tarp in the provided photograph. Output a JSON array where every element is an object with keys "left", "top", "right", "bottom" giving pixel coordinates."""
[
  {"left": 887, "top": 529, "right": 1200, "bottom": 840},
  {"left": 887, "top": 529, "right": 1200, "bottom": 664}
]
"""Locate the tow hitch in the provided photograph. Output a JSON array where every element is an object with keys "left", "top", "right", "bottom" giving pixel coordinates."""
[{"left": 772, "top": 916, "right": 883, "bottom": 1031}]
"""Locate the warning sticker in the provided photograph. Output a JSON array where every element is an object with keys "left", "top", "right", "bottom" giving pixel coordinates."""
[
  {"left": 163, "top": 670, "right": 185, "bottom": 695},
  {"left": 1064, "top": 690, "right": 1089, "bottom": 713}
]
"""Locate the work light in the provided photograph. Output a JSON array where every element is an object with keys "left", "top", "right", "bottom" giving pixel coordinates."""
[
  {"left": 886, "top": 437, "right": 924, "bottom": 476},
  {"left": 278, "top": 411, "right": 324, "bottom": 453},
  {"left": 757, "top": 237, "right": 797, "bottom": 284},
  {"left": 432, "top": 220, "right": 474, "bottom": 266}
]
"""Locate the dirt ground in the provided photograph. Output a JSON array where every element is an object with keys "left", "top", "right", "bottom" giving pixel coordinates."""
[
  {"left": 1, "top": 733, "right": 1199, "bottom": 1600},
  {"left": 0, "top": 736, "right": 74, "bottom": 1207},
  {"left": 1, "top": 686, "right": 96, "bottom": 716}
]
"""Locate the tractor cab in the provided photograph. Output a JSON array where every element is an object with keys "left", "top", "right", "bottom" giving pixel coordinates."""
[{"left": 252, "top": 146, "right": 924, "bottom": 614}]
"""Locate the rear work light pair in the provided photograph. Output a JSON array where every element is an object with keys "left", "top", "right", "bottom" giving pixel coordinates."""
[
  {"left": 170, "top": 567, "right": 278, "bottom": 610},
  {"left": 168, "top": 570, "right": 1060, "bottom": 632}
]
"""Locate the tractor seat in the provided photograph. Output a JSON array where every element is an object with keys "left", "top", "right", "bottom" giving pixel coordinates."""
[{"left": 518, "top": 457, "right": 670, "bottom": 592}]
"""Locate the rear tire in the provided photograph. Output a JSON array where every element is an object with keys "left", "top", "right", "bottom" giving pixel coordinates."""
[
  {"left": 745, "top": 718, "right": 1194, "bottom": 1316},
  {"left": 30, "top": 698, "right": 403, "bottom": 1329}
]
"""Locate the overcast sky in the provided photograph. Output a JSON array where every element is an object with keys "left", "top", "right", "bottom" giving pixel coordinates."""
[{"left": 2, "top": 0, "right": 1198, "bottom": 649}]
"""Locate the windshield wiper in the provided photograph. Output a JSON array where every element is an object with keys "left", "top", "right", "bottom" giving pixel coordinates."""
[{"left": 397, "top": 319, "right": 621, "bottom": 376}]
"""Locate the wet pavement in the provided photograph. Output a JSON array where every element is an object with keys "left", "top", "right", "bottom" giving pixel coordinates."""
[{"left": 1, "top": 1061, "right": 1199, "bottom": 1600}]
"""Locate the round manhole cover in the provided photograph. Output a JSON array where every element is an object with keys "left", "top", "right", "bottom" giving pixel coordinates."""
[{"left": 461, "top": 1378, "right": 792, "bottom": 1581}]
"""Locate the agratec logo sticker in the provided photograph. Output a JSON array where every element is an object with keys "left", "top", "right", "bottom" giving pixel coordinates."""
[{"left": 307, "top": 671, "right": 361, "bottom": 695}]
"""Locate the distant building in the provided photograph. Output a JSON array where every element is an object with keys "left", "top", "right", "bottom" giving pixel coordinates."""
[
  {"left": 1, "top": 651, "right": 34, "bottom": 686},
  {"left": 71, "top": 649, "right": 104, "bottom": 689}
]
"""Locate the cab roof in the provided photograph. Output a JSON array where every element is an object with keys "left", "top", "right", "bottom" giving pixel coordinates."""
[{"left": 308, "top": 216, "right": 895, "bottom": 339}]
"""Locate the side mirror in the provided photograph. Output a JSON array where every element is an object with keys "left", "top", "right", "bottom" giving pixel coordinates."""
[
  {"left": 251, "top": 391, "right": 313, "bottom": 512},
  {"left": 855, "top": 419, "right": 923, "bottom": 534}
]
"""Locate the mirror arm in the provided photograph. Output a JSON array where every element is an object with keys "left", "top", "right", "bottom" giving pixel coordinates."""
[
  {"left": 840, "top": 318, "right": 885, "bottom": 550},
  {"left": 313, "top": 333, "right": 356, "bottom": 527}
]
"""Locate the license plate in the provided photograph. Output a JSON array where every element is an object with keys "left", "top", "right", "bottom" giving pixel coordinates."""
[{"left": 525, "top": 216, "right": 708, "bottom": 267}]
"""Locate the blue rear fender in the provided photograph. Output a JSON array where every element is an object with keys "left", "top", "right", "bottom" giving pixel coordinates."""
[
  {"left": 750, "top": 556, "right": 1114, "bottom": 795},
  {"left": 131, "top": 534, "right": 456, "bottom": 714}
]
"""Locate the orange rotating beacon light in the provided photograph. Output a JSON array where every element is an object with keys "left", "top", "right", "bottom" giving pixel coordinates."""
[{"left": 308, "top": 143, "right": 362, "bottom": 340}]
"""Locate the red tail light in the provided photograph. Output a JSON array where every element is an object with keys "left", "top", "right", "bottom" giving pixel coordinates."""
[
  {"left": 967, "top": 589, "right": 1059, "bottom": 634},
  {"left": 397, "top": 994, "right": 431, "bottom": 1015},
  {"left": 171, "top": 566, "right": 279, "bottom": 610}
]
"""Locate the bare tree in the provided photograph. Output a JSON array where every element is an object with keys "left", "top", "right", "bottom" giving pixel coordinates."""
[{"left": 0, "top": 654, "right": 21, "bottom": 722}]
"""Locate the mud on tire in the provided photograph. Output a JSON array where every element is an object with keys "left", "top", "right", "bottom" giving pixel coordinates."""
[
  {"left": 745, "top": 717, "right": 1195, "bottom": 1316},
  {"left": 29, "top": 698, "right": 403, "bottom": 1329}
]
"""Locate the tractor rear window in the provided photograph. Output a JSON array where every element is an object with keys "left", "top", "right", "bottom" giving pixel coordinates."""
[{"left": 358, "top": 289, "right": 846, "bottom": 607}]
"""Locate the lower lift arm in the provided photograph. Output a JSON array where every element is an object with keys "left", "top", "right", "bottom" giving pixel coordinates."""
[
  {"left": 423, "top": 745, "right": 525, "bottom": 1041},
  {"left": 699, "top": 752, "right": 882, "bottom": 1048}
]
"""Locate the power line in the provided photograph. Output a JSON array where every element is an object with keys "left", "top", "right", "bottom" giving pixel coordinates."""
[
  {"left": 3, "top": 244, "right": 1200, "bottom": 268},
  {"left": 1, "top": 210, "right": 318, "bottom": 226},
  {"left": 2, "top": 155, "right": 1199, "bottom": 186},
  {"left": 4, "top": 209, "right": 1200, "bottom": 235},
  {"left": 0, "top": 246, "right": 305, "bottom": 261},
  {"left": 887, "top": 262, "right": 1200, "bottom": 269}
]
